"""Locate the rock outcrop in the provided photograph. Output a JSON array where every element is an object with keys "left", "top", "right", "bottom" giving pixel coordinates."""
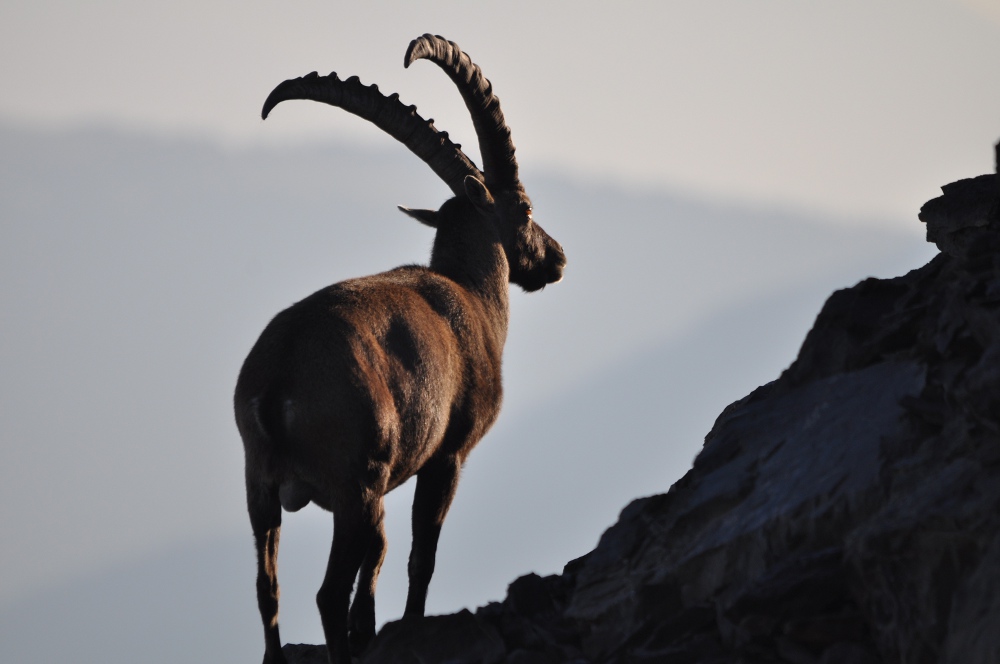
[{"left": 286, "top": 145, "right": 1000, "bottom": 664}]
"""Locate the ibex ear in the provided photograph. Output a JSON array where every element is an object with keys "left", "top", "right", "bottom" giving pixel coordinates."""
[
  {"left": 464, "top": 175, "right": 495, "bottom": 214},
  {"left": 398, "top": 206, "right": 439, "bottom": 228}
]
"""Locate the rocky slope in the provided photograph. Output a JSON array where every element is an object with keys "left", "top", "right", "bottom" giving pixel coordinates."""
[{"left": 287, "top": 149, "right": 1000, "bottom": 664}]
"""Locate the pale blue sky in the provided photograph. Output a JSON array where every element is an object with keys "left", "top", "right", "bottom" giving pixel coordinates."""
[
  {"left": 0, "top": 3, "right": 993, "bottom": 660},
  {"left": 2, "top": 0, "right": 998, "bottom": 221}
]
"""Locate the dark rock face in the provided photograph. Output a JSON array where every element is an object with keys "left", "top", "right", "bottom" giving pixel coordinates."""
[
  {"left": 286, "top": 158, "right": 1000, "bottom": 664},
  {"left": 919, "top": 173, "right": 1000, "bottom": 259}
]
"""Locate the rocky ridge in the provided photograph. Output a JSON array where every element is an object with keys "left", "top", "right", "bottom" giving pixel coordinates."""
[{"left": 286, "top": 144, "right": 1000, "bottom": 664}]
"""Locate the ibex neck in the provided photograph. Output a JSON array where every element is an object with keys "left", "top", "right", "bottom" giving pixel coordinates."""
[
  {"left": 474, "top": 269, "right": 511, "bottom": 344},
  {"left": 430, "top": 240, "right": 511, "bottom": 342}
]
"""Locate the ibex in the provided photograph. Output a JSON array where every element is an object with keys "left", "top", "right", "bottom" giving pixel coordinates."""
[{"left": 234, "top": 34, "right": 566, "bottom": 664}]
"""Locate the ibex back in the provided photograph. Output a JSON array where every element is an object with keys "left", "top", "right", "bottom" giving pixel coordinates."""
[{"left": 234, "top": 34, "right": 566, "bottom": 664}]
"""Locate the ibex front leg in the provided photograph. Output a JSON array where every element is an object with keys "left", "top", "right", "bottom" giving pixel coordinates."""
[
  {"left": 247, "top": 480, "right": 286, "bottom": 664},
  {"left": 404, "top": 455, "right": 461, "bottom": 618}
]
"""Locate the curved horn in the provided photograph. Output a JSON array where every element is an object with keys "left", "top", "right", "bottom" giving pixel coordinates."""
[
  {"left": 405, "top": 34, "right": 520, "bottom": 190},
  {"left": 262, "top": 71, "right": 482, "bottom": 198}
]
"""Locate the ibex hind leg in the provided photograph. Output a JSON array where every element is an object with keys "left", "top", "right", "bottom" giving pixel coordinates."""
[
  {"left": 348, "top": 503, "right": 387, "bottom": 655},
  {"left": 317, "top": 497, "right": 385, "bottom": 664},
  {"left": 404, "top": 455, "right": 461, "bottom": 618},
  {"left": 247, "top": 480, "right": 287, "bottom": 664}
]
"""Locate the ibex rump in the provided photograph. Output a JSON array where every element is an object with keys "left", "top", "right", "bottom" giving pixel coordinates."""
[{"left": 234, "top": 34, "right": 566, "bottom": 664}]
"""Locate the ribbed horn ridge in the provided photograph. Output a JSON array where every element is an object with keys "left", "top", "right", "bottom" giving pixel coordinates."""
[
  {"left": 262, "top": 71, "right": 482, "bottom": 198},
  {"left": 405, "top": 34, "right": 520, "bottom": 190}
]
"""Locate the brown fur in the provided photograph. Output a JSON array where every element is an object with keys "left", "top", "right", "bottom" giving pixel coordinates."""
[{"left": 235, "top": 38, "right": 565, "bottom": 664}]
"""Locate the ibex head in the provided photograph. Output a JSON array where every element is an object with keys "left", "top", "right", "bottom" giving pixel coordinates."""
[{"left": 261, "top": 34, "right": 565, "bottom": 293}]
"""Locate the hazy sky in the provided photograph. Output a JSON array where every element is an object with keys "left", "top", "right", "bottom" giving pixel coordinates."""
[
  {"left": 0, "top": 3, "right": 995, "bottom": 660},
  {"left": 2, "top": 0, "right": 999, "bottom": 222}
]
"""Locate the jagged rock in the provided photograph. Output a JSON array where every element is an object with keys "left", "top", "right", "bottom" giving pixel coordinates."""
[
  {"left": 284, "top": 643, "right": 330, "bottom": 664},
  {"left": 919, "top": 174, "right": 1000, "bottom": 258},
  {"left": 346, "top": 154, "right": 1000, "bottom": 663},
  {"left": 364, "top": 611, "right": 506, "bottom": 664}
]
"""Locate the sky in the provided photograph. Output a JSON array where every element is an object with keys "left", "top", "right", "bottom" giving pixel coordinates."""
[
  {"left": 0, "top": 2, "right": 997, "bottom": 661},
  {"left": 2, "top": 0, "right": 999, "bottom": 222}
]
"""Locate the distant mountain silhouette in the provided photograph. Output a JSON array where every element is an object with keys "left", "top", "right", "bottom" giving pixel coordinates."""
[
  {"left": 0, "top": 121, "right": 933, "bottom": 663},
  {"left": 0, "top": 274, "right": 919, "bottom": 664}
]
